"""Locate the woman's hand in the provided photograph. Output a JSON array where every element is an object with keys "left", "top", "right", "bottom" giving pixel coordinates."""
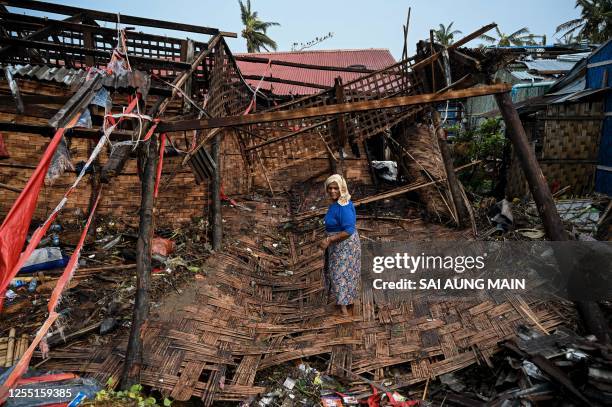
[{"left": 319, "top": 237, "right": 330, "bottom": 250}]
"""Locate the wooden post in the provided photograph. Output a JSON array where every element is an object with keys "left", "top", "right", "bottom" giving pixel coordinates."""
[
  {"left": 334, "top": 77, "right": 347, "bottom": 176},
  {"left": 432, "top": 110, "right": 469, "bottom": 227},
  {"left": 180, "top": 39, "right": 195, "bottom": 114},
  {"left": 82, "top": 30, "right": 95, "bottom": 67},
  {"left": 494, "top": 92, "right": 567, "bottom": 240},
  {"left": 211, "top": 131, "right": 222, "bottom": 250},
  {"left": 121, "top": 136, "right": 159, "bottom": 389}
]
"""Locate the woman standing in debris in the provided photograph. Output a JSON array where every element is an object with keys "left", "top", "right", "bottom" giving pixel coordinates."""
[{"left": 319, "top": 174, "right": 361, "bottom": 316}]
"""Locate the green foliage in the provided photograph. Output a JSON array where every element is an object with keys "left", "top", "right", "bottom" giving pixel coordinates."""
[
  {"left": 480, "top": 26, "right": 535, "bottom": 46},
  {"left": 434, "top": 22, "right": 462, "bottom": 46},
  {"left": 452, "top": 118, "right": 507, "bottom": 195},
  {"left": 94, "top": 380, "right": 171, "bottom": 407},
  {"left": 239, "top": 0, "right": 281, "bottom": 52},
  {"left": 556, "top": 0, "right": 612, "bottom": 44}
]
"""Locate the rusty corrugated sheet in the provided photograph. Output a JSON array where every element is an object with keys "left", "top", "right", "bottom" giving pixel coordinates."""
[{"left": 4, "top": 64, "right": 151, "bottom": 97}]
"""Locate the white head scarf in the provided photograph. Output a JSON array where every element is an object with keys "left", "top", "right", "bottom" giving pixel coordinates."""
[{"left": 324, "top": 174, "right": 351, "bottom": 206}]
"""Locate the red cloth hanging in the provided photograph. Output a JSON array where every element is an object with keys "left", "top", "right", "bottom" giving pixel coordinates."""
[
  {"left": 0, "top": 128, "right": 65, "bottom": 311},
  {"left": 154, "top": 133, "right": 167, "bottom": 198}
]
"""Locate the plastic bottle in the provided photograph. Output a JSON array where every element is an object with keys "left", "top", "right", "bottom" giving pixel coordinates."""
[
  {"left": 10, "top": 279, "right": 27, "bottom": 288},
  {"left": 28, "top": 278, "right": 38, "bottom": 292}
]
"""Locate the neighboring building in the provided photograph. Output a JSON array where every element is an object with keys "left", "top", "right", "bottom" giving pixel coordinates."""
[
  {"left": 464, "top": 49, "right": 589, "bottom": 127},
  {"left": 506, "top": 40, "right": 611, "bottom": 197},
  {"left": 235, "top": 49, "right": 396, "bottom": 96}
]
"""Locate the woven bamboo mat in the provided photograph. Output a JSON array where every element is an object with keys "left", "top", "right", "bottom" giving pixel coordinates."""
[{"left": 40, "top": 196, "right": 567, "bottom": 404}]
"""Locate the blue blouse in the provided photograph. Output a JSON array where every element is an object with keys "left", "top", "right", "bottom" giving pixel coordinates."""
[{"left": 324, "top": 200, "right": 356, "bottom": 235}]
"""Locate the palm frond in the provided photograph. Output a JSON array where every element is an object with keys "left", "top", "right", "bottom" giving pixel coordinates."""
[
  {"left": 556, "top": 18, "right": 585, "bottom": 33},
  {"left": 479, "top": 34, "right": 496, "bottom": 43},
  {"left": 509, "top": 27, "right": 530, "bottom": 38},
  {"left": 238, "top": 0, "right": 248, "bottom": 24}
]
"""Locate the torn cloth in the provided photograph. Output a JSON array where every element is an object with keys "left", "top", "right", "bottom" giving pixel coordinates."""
[
  {"left": 0, "top": 190, "right": 101, "bottom": 404},
  {"left": 0, "top": 128, "right": 65, "bottom": 310}
]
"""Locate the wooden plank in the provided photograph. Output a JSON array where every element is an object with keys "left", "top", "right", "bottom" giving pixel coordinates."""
[
  {"left": 0, "top": 122, "right": 134, "bottom": 140},
  {"left": 157, "top": 83, "right": 512, "bottom": 132}
]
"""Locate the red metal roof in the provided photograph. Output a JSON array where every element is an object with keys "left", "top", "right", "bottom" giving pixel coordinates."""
[{"left": 235, "top": 49, "right": 396, "bottom": 96}]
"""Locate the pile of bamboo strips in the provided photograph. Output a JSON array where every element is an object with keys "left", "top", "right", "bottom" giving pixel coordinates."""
[{"left": 0, "top": 328, "right": 29, "bottom": 367}]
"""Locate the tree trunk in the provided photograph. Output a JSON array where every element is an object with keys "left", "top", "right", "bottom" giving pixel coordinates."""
[{"left": 121, "top": 137, "right": 158, "bottom": 389}]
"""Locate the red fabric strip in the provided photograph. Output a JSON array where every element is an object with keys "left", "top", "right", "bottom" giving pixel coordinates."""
[
  {"left": 48, "top": 191, "right": 101, "bottom": 312},
  {"left": 154, "top": 133, "right": 167, "bottom": 198}
]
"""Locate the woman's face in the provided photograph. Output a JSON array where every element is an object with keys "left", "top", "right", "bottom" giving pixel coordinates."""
[{"left": 327, "top": 182, "right": 340, "bottom": 201}]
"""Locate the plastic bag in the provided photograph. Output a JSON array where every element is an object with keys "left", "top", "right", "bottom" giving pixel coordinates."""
[{"left": 152, "top": 237, "right": 175, "bottom": 257}]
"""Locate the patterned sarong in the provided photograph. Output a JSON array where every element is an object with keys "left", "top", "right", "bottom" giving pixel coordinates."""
[{"left": 324, "top": 231, "right": 361, "bottom": 305}]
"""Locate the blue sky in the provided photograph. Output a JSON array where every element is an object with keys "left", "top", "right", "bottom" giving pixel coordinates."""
[{"left": 11, "top": 0, "right": 582, "bottom": 58}]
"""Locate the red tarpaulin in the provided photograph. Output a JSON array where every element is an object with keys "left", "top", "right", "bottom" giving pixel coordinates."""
[{"left": 0, "top": 128, "right": 65, "bottom": 311}]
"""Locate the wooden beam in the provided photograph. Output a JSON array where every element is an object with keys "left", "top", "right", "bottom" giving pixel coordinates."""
[
  {"left": 0, "top": 13, "right": 210, "bottom": 48},
  {"left": 0, "top": 37, "right": 192, "bottom": 70},
  {"left": 157, "top": 83, "right": 512, "bottom": 132},
  {"left": 235, "top": 55, "right": 376, "bottom": 74},
  {"left": 241, "top": 75, "right": 331, "bottom": 90},
  {"left": 0, "top": 122, "right": 134, "bottom": 140},
  {"left": 211, "top": 132, "right": 222, "bottom": 250},
  {"left": 2, "top": 0, "right": 236, "bottom": 37}
]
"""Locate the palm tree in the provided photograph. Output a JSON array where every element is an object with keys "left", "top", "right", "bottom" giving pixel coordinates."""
[
  {"left": 433, "top": 22, "right": 462, "bottom": 46},
  {"left": 480, "top": 26, "right": 534, "bottom": 46},
  {"left": 556, "top": 0, "right": 612, "bottom": 44},
  {"left": 239, "top": 0, "right": 280, "bottom": 53}
]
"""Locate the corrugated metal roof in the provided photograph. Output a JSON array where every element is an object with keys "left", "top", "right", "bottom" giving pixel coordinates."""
[
  {"left": 558, "top": 52, "right": 591, "bottom": 62},
  {"left": 4, "top": 64, "right": 151, "bottom": 96},
  {"left": 522, "top": 59, "right": 578, "bottom": 73},
  {"left": 235, "top": 49, "right": 396, "bottom": 95},
  {"left": 509, "top": 71, "right": 547, "bottom": 81}
]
